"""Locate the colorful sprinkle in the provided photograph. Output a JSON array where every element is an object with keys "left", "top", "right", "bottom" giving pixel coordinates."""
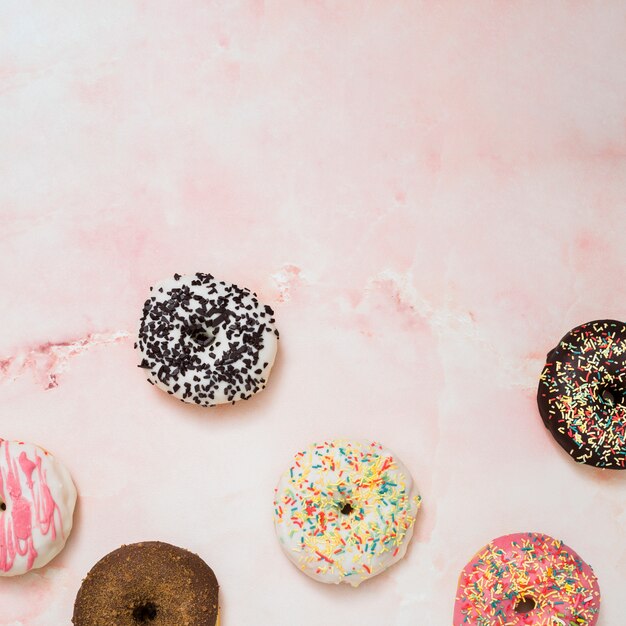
[
  {"left": 454, "top": 533, "right": 601, "bottom": 625},
  {"left": 538, "top": 320, "right": 626, "bottom": 469},
  {"left": 273, "top": 440, "right": 421, "bottom": 586}
]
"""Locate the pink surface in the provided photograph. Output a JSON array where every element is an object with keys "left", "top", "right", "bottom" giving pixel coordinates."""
[{"left": 1, "top": 1, "right": 625, "bottom": 624}]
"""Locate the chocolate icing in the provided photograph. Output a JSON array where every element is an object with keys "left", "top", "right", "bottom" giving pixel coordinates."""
[
  {"left": 72, "top": 541, "right": 219, "bottom": 626},
  {"left": 537, "top": 319, "right": 626, "bottom": 469}
]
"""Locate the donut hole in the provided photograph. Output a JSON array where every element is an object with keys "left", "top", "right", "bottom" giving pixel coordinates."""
[
  {"left": 600, "top": 387, "right": 617, "bottom": 407},
  {"left": 187, "top": 326, "right": 216, "bottom": 347},
  {"left": 340, "top": 502, "right": 353, "bottom": 515},
  {"left": 132, "top": 601, "right": 158, "bottom": 623},
  {"left": 0, "top": 502, "right": 5, "bottom": 511},
  {"left": 514, "top": 596, "right": 536, "bottom": 614}
]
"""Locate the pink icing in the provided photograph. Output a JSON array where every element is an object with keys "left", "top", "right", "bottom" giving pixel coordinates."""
[
  {"left": 0, "top": 440, "right": 62, "bottom": 573},
  {"left": 453, "top": 532, "right": 601, "bottom": 625}
]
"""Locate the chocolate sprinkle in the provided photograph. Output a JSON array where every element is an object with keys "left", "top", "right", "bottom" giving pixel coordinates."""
[{"left": 136, "top": 273, "right": 279, "bottom": 407}]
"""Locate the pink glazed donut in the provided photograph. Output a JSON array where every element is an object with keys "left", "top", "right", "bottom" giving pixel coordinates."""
[{"left": 454, "top": 532, "right": 600, "bottom": 625}]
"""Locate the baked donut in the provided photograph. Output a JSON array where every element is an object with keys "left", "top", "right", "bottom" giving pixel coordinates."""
[
  {"left": 537, "top": 319, "right": 626, "bottom": 468},
  {"left": 0, "top": 438, "right": 76, "bottom": 576},
  {"left": 72, "top": 541, "right": 219, "bottom": 626},
  {"left": 454, "top": 532, "right": 601, "bottom": 625},
  {"left": 273, "top": 439, "right": 421, "bottom": 586},
  {"left": 137, "top": 272, "right": 279, "bottom": 407}
]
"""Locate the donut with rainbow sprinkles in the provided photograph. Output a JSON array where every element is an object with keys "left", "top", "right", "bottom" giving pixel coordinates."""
[
  {"left": 273, "top": 439, "right": 421, "bottom": 586},
  {"left": 454, "top": 532, "right": 600, "bottom": 625},
  {"left": 537, "top": 319, "right": 626, "bottom": 468}
]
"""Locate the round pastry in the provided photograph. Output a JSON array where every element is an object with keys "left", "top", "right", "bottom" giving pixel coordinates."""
[
  {"left": 136, "top": 272, "right": 279, "bottom": 407},
  {"left": 537, "top": 319, "right": 626, "bottom": 468},
  {"left": 454, "top": 532, "right": 601, "bottom": 625},
  {"left": 273, "top": 439, "right": 421, "bottom": 586},
  {"left": 0, "top": 438, "right": 77, "bottom": 576},
  {"left": 72, "top": 541, "right": 219, "bottom": 626}
]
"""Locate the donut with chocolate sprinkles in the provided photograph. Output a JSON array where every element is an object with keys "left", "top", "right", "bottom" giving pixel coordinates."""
[
  {"left": 537, "top": 319, "right": 626, "bottom": 469},
  {"left": 136, "top": 273, "right": 279, "bottom": 407},
  {"left": 72, "top": 541, "right": 219, "bottom": 626}
]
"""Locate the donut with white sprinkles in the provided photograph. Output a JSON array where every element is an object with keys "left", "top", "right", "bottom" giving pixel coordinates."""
[
  {"left": 136, "top": 273, "right": 279, "bottom": 407},
  {"left": 537, "top": 319, "right": 626, "bottom": 468}
]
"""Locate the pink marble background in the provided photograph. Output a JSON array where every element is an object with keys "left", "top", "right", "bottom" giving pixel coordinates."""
[{"left": 1, "top": 1, "right": 626, "bottom": 624}]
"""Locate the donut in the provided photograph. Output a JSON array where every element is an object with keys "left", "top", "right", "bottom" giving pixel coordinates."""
[
  {"left": 136, "top": 272, "right": 279, "bottom": 407},
  {"left": 454, "top": 532, "right": 601, "bottom": 625},
  {"left": 72, "top": 541, "right": 219, "bottom": 626},
  {"left": 537, "top": 319, "right": 626, "bottom": 468},
  {"left": 0, "top": 438, "right": 77, "bottom": 576},
  {"left": 273, "top": 439, "right": 421, "bottom": 586}
]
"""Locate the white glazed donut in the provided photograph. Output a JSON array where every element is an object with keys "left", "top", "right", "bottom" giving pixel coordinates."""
[
  {"left": 0, "top": 439, "right": 77, "bottom": 576},
  {"left": 137, "top": 273, "right": 279, "bottom": 407},
  {"left": 273, "top": 440, "right": 421, "bottom": 586}
]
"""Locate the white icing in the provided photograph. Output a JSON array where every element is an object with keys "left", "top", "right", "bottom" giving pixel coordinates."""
[
  {"left": 0, "top": 439, "right": 77, "bottom": 576},
  {"left": 274, "top": 440, "right": 421, "bottom": 586},
  {"left": 137, "top": 273, "right": 279, "bottom": 407}
]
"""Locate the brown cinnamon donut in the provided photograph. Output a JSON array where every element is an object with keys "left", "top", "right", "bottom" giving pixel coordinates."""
[{"left": 72, "top": 541, "right": 219, "bottom": 626}]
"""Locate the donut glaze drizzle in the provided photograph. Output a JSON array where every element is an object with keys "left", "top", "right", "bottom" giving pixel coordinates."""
[
  {"left": 0, "top": 439, "right": 75, "bottom": 575},
  {"left": 537, "top": 319, "right": 626, "bottom": 469}
]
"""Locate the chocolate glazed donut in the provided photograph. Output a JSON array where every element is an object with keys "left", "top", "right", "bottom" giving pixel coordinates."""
[
  {"left": 537, "top": 319, "right": 626, "bottom": 469},
  {"left": 72, "top": 542, "right": 219, "bottom": 626}
]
